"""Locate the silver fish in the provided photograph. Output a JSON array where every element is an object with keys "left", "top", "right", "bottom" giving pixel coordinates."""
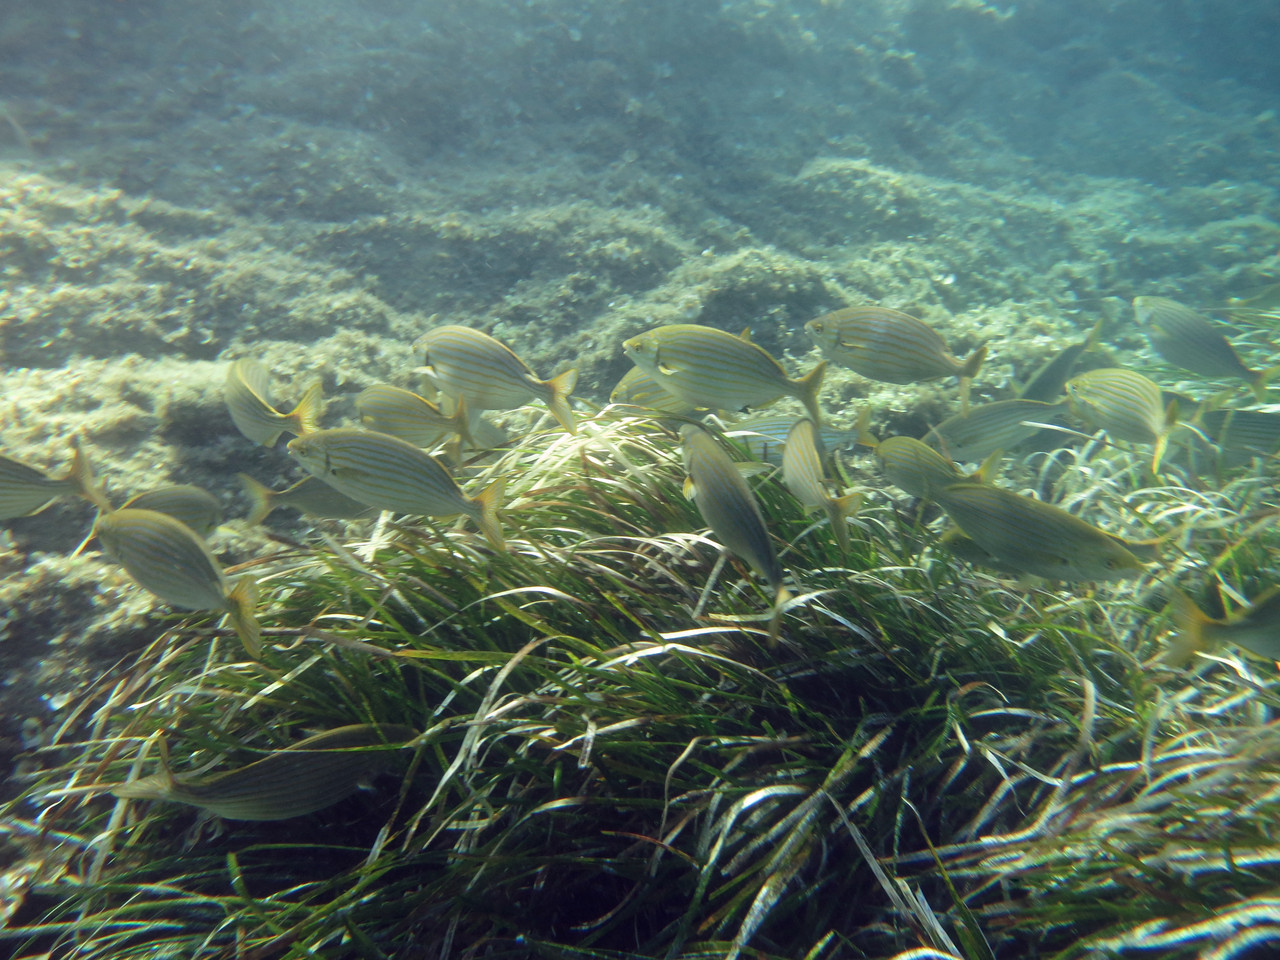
[
  {"left": 113, "top": 724, "right": 419, "bottom": 820},
  {"left": 1135, "top": 296, "right": 1274, "bottom": 401},
  {"left": 286, "top": 428, "right": 505, "bottom": 549},
  {"left": 680, "top": 424, "right": 784, "bottom": 598},
  {"left": 782, "top": 418, "right": 861, "bottom": 553},
  {"left": 933, "top": 483, "right": 1146, "bottom": 582},
  {"left": 0, "top": 439, "right": 107, "bottom": 519},
  {"left": 414, "top": 325, "right": 578, "bottom": 434},
  {"left": 238, "top": 474, "right": 376, "bottom": 526},
  {"left": 805, "top": 306, "right": 985, "bottom": 411},
  {"left": 923, "top": 399, "right": 1067, "bottom": 464},
  {"left": 355, "top": 383, "right": 472, "bottom": 449},
  {"left": 624, "top": 324, "right": 826, "bottom": 425},
  {"left": 225, "top": 359, "right": 323, "bottom": 447},
  {"left": 94, "top": 507, "right": 260, "bottom": 657},
  {"left": 119, "top": 485, "right": 223, "bottom": 538}
]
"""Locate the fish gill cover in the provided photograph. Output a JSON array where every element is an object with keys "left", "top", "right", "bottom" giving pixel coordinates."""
[{"left": 2, "top": 1, "right": 1280, "bottom": 957}]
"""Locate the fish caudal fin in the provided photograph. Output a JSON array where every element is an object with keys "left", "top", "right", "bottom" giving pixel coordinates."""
[
  {"left": 794, "top": 361, "right": 827, "bottom": 426},
  {"left": 227, "top": 576, "right": 261, "bottom": 659},
  {"left": 544, "top": 368, "right": 579, "bottom": 434},
  {"left": 1252, "top": 365, "right": 1280, "bottom": 403},
  {"left": 66, "top": 436, "right": 112, "bottom": 513},
  {"left": 450, "top": 396, "right": 475, "bottom": 449},
  {"left": 472, "top": 477, "right": 506, "bottom": 551},
  {"left": 238, "top": 474, "right": 276, "bottom": 526},
  {"left": 854, "top": 406, "right": 877, "bottom": 449},
  {"left": 287, "top": 382, "right": 324, "bottom": 438},
  {"left": 825, "top": 491, "right": 862, "bottom": 554},
  {"left": 1163, "top": 589, "right": 1211, "bottom": 666},
  {"left": 958, "top": 344, "right": 987, "bottom": 416}
]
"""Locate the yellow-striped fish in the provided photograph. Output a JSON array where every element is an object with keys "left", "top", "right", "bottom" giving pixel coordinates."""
[
  {"left": 725, "top": 414, "right": 858, "bottom": 465},
  {"left": 113, "top": 724, "right": 419, "bottom": 820},
  {"left": 355, "top": 383, "right": 472, "bottom": 449},
  {"left": 933, "top": 483, "right": 1146, "bottom": 581},
  {"left": 1065, "top": 367, "right": 1177, "bottom": 472},
  {"left": 922, "top": 399, "right": 1067, "bottom": 464},
  {"left": 225, "top": 359, "right": 323, "bottom": 447},
  {"left": 624, "top": 324, "right": 826, "bottom": 424},
  {"left": 119, "top": 485, "right": 223, "bottom": 538},
  {"left": 1164, "top": 587, "right": 1280, "bottom": 665},
  {"left": 414, "top": 325, "right": 578, "bottom": 434},
  {"left": 856, "top": 409, "right": 982, "bottom": 500},
  {"left": 1135, "top": 296, "right": 1274, "bottom": 401},
  {"left": 0, "top": 440, "right": 108, "bottom": 519},
  {"left": 609, "top": 366, "right": 699, "bottom": 415},
  {"left": 681, "top": 424, "right": 787, "bottom": 604},
  {"left": 238, "top": 474, "right": 376, "bottom": 526},
  {"left": 286, "top": 428, "right": 505, "bottom": 549},
  {"left": 782, "top": 418, "right": 861, "bottom": 553},
  {"left": 94, "top": 507, "right": 260, "bottom": 657},
  {"left": 805, "top": 306, "right": 985, "bottom": 411}
]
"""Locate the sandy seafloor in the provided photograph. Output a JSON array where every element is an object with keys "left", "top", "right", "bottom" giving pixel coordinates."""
[{"left": 0, "top": 0, "right": 1278, "bottom": 767}]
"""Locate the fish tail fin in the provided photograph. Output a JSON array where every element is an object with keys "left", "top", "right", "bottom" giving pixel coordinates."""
[
  {"left": 972, "top": 449, "right": 1003, "bottom": 484},
  {"left": 825, "top": 492, "right": 862, "bottom": 554},
  {"left": 287, "top": 382, "right": 324, "bottom": 438},
  {"left": 238, "top": 473, "right": 276, "bottom": 526},
  {"left": 795, "top": 361, "right": 827, "bottom": 425},
  {"left": 544, "top": 369, "right": 579, "bottom": 434},
  {"left": 450, "top": 395, "right": 475, "bottom": 449},
  {"left": 227, "top": 576, "right": 261, "bottom": 659},
  {"left": 472, "top": 477, "right": 506, "bottom": 551},
  {"left": 854, "top": 406, "right": 877, "bottom": 448},
  {"left": 1164, "top": 589, "right": 1213, "bottom": 666},
  {"left": 1082, "top": 318, "right": 1104, "bottom": 351},
  {"left": 66, "top": 436, "right": 112, "bottom": 513},
  {"left": 958, "top": 344, "right": 987, "bottom": 415},
  {"left": 1151, "top": 399, "right": 1178, "bottom": 473},
  {"left": 1252, "top": 365, "right": 1280, "bottom": 402},
  {"left": 767, "top": 585, "right": 793, "bottom": 647}
]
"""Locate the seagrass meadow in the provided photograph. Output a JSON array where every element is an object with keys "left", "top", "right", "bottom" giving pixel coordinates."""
[
  {"left": 3, "top": 410, "right": 1280, "bottom": 960},
  {"left": 4, "top": 1, "right": 1280, "bottom": 958}
]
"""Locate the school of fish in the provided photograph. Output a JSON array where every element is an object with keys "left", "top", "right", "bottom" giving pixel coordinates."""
[{"left": 5, "top": 297, "right": 1279, "bottom": 817}]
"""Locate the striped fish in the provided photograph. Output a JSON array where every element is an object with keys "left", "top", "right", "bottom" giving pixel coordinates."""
[
  {"left": 609, "top": 366, "right": 699, "bottom": 415},
  {"left": 355, "top": 383, "right": 472, "bottom": 449},
  {"left": 225, "top": 359, "right": 323, "bottom": 447},
  {"left": 1135, "top": 296, "right": 1274, "bottom": 401},
  {"left": 1165, "top": 587, "right": 1280, "bottom": 665},
  {"left": 94, "top": 507, "right": 260, "bottom": 657},
  {"left": 624, "top": 324, "right": 826, "bottom": 424},
  {"left": 923, "top": 399, "right": 1067, "bottom": 463},
  {"left": 805, "top": 306, "right": 985, "bottom": 411},
  {"left": 724, "top": 413, "right": 858, "bottom": 465},
  {"left": 933, "top": 483, "right": 1146, "bottom": 581},
  {"left": 113, "top": 723, "right": 419, "bottom": 820},
  {"left": 119, "top": 485, "right": 223, "bottom": 538},
  {"left": 413, "top": 325, "right": 578, "bottom": 434},
  {"left": 856, "top": 409, "right": 980, "bottom": 500},
  {"left": 1017, "top": 319, "right": 1101, "bottom": 401},
  {"left": 286, "top": 428, "right": 505, "bottom": 549},
  {"left": 1065, "top": 368, "right": 1177, "bottom": 472},
  {"left": 238, "top": 474, "right": 376, "bottom": 526},
  {"left": 782, "top": 418, "right": 861, "bottom": 553},
  {"left": 681, "top": 424, "right": 786, "bottom": 599},
  {"left": 0, "top": 439, "right": 107, "bottom": 519}
]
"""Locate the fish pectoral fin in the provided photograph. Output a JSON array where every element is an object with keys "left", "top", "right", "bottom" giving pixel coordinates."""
[
  {"left": 682, "top": 477, "right": 696, "bottom": 500},
  {"left": 657, "top": 360, "right": 679, "bottom": 376}
]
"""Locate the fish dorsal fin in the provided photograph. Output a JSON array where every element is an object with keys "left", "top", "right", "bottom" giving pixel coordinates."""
[{"left": 738, "top": 327, "right": 753, "bottom": 342}]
